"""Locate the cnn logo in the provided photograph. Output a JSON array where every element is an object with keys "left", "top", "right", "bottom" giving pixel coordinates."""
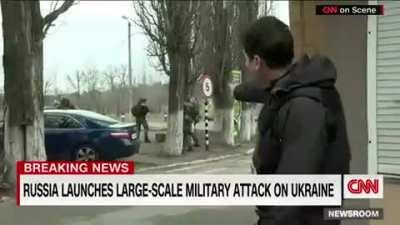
[
  {"left": 322, "top": 6, "right": 338, "bottom": 14},
  {"left": 343, "top": 175, "right": 383, "bottom": 199}
]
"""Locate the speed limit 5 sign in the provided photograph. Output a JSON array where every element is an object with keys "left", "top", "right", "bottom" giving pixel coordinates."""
[{"left": 202, "top": 76, "right": 213, "bottom": 97}]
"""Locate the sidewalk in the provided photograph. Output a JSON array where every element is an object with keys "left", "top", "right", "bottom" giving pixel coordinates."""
[
  {"left": 0, "top": 183, "right": 12, "bottom": 203},
  {"left": 146, "top": 116, "right": 218, "bottom": 132},
  {"left": 128, "top": 129, "right": 254, "bottom": 172}
]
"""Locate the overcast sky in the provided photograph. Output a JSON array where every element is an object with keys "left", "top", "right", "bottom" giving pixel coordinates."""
[{"left": 0, "top": 1, "right": 289, "bottom": 94}]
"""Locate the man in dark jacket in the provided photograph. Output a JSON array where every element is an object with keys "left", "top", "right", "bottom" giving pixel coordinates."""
[
  {"left": 235, "top": 16, "right": 351, "bottom": 225},
  {"left": 131, "top": 98, "right": 151, "bottom": 143}
]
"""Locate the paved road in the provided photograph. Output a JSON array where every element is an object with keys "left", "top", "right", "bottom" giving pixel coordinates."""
[{"left": 0, "top": 154, "right": 258, "bottom": 225}]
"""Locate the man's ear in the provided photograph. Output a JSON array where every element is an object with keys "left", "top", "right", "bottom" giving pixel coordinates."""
[{"left": 253, "top": 55, "right": 261, "bottom": 70}]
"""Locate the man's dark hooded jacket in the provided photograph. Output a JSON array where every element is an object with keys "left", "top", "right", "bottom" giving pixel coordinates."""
[{"left": 234, "top": 55, "right": 351, "bottom": 225}]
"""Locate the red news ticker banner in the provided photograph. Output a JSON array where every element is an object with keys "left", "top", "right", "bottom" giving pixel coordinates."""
[
  {"left": 16, "top": 161, "right": 135, "bottom": 205},
  {"left": 16, "top": 161, "right": 135, "bottom": 175},
  {"left": 16, "top": 161, "right": 383, "bottom": 206}
]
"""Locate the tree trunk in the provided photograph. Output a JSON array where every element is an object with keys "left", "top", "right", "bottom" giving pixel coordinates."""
[
  {"left": 164, "top": 53, "right": 187, "bottom": 156},
  {"left": 163, "top": 1, "right": 191, "bottom": 156},
  {"left": 213, "top": 78, "right": 235, "bottom": 146},
  {"left": 76, "top": 79, "right": 81, "bottom": 106},
  {"left": 1, "top": 1, "right": 45, "bottom": 187},
  {"left": 236, "top": 0, "right": 258, "bottom": 142},
  {"left": 240, "top": 103, "right": 252, "bottom": 142},
  {"left": 209, "top": 1, "right": 235, "bottom": 146},
  {"left": 214, "top": 107, "right": 235, "bottom": 146}
]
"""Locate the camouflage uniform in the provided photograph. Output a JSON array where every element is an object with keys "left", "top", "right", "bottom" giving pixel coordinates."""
[
  {"left": 183, "top": 101, "right": 200, "bottom": 152},
  {"left": 132, "top": 99, "right": 151, "bottom": 143}
]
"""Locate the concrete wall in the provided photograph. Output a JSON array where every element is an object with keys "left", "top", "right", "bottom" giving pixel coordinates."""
[
  {"left": 289, "top": 1, "right": 369, "bottom": 225},
  {"left": 289, "top": 0, "right": 369, "bottom": 175}
]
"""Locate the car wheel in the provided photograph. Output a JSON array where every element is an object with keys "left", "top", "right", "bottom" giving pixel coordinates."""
[{"left": 74, "top": 145, "right": 98, "bottom": 161}]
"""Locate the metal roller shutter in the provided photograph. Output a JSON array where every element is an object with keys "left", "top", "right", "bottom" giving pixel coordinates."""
[{"left": 376, "top": 1, "right": 400, "bottom": 175}]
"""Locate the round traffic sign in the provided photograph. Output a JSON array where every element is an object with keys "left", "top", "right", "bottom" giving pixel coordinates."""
[{"left": 202, "top": 76, "right": 213, "bottom": 97}]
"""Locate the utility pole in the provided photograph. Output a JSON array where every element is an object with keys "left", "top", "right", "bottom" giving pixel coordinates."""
[
  {"left": 122, "top": 16, "right": 133, "bottom": 121},
  {"left": 128, "top": 21, "right": 133, "bottom": 120}
]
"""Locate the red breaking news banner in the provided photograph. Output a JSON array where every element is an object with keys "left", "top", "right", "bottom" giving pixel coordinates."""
[
  {"left": 16, "top": 161, "right": 135, "bottom": 205},
  {"left": 16, "top": 161, "right": 135, "bottom": 174}
]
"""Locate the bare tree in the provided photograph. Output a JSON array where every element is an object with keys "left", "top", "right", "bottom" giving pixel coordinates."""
[
  {"left": 0, "top": 0, "right": 75, "bottom": 187},
  {"left": 67, "top": 70, "right": 83, "bottom": 105},
  {"left": 81, "top": 67, "right": 103, "bottom": 112},
  {"left": 258, "top": 0, "right": 274, "bottom": 17},
  {"left": 115, "top": 65, "right": 128, "bottom": 114},
  {"left": 43, "top": 78, "right": 54, "bottom": 107},
  {"left": 43, "top": 79, "right": 53, "bottom": 97},
  {"left": 133, "top": 0, "right": 200, "bottom": 155},
  {"left": 115, "top": 65, "right": 128, "bottom": 88},
  {"left": 234, "top": 0, "right": 259, "bottom": 143},
  {"left": 196, "top": 1, "right": 236, "bottom": 146},
  {"left": 103, "top": 66, "right": 117, "bottom": 92},
  {"left": 141, "top": 65, "right": 147, "bottom": 85},
  {"left": 133, "top": 1, "right": 170, "bottom": 76},
  {"left": 103, "top": 65, "right": 123, "bottom": 115},
  {"left": 194, "top": 1, "right": 262, "bottom": 145}
]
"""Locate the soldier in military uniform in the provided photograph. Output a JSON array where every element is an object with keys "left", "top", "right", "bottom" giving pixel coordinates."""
[
  {"left": 183, "top": 98, "right": 201, "bottom": 152},
  {"left": 131, "top": 98, "right": 151, "bottom": 143},
  {"left": 57, "top": 97, "right": 76, "bottom": 109}
]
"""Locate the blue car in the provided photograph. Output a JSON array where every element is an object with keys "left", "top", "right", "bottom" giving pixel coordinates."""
[{"left": 44, "top": 109, "right": 140, "bottom": 161}]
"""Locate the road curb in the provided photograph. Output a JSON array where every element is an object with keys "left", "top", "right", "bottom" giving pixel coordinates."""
[{"left": 136, "top": 149, "right": 252, "bottom": 173}]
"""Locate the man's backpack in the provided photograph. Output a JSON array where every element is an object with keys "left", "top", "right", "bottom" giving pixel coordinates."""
[{"left": 271, "top": 86, "right": 338, "bottom": 144}]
